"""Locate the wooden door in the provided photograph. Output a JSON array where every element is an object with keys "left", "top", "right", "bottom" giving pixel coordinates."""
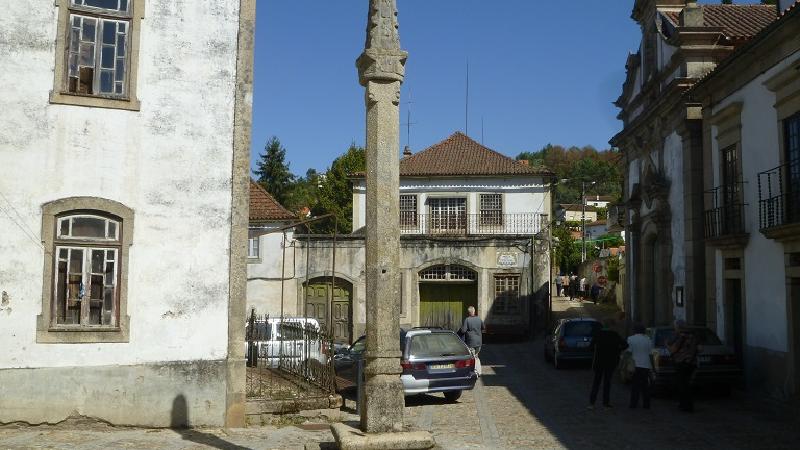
[
  {"left": 419, "top": 283, "right": 476, "bottom": 331},
  {"left": 305, "top": 281, "right": 352, "bottom": 344}
]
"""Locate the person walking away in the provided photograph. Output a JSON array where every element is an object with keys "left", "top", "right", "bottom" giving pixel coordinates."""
[
  {"left": 579, "top": 276, "right": 587, "bottom": 300},
  {"left": 460, "top": 306, "right": 485, "bottom": 376},
  {"left": 569, "top": 273, "right": 578, "bottom": 300},
  {"left": 667, "top": 320, "right": 698, "bottom": 412},
  {"left": 588, "top": 319, "right": 627, "bottom": 409},
  {"left": 555, "top": 274, "right": 563, "bottom": 298},
  {"left": 627, "top": 323, "right": 653, "bottom": 409},
  {"left": 590, "top": 282, "right": 602, "bottom": 305}
]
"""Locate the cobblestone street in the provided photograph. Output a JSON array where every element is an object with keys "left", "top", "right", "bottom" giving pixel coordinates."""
[{"left": 3, "top": 298, "right": 800, "bottom": 449}]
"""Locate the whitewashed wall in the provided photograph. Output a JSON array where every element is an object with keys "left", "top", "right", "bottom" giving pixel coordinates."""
[
  {"left": 247, "top": 226, "right": 298, "bottom": 317},
  {"left": 0, "top": 1, "right": 239, "bottom": 370},
  {"left": 663, "top": 131, "right": 686, "bottom": 321},
  {"left": 709, "top": 50, "right": 800, "bottom": 354}
]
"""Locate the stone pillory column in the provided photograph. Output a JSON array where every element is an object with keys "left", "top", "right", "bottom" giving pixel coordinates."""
[{"left": 357, "top": 0, "right": 407, "bottom": 434}]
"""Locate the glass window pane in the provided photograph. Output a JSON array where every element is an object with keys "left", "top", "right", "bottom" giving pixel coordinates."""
[
  {"left": 69, "top": 248, "right": 84, "bottom": 273},
  {"left": 71, "top": 217, "right": 106, "bottom": 238},
  {"left": 81, "top": 18, "right": 96, "bottom": 42},
  {"left": 106, "top": 249, "right": 116, "bottom": 261},
  {"left": 100, "top": 70, "right": 113, "bottom": 93},
  {"left": 90, "top": 274, "right": 103, "bottom": 299},
  {"left": 79, "top": 43, "right": 95, "bottom": 66},
  {"left": 115, "top": 59, "right": 125, "bottom": 79},
  {"left": 105, "top": 260, "right": 115, "bottom": 280},
  {"left": 117, "top": 34, "right": 126, "bottom": 56},
  {"left": 102, "top": 22, "right": 116, "bottom": 44},
  {"left": 92, "top": 250, "right": 104, "bottom": 273},
  {"left": 107, "top": 221, "right": 117, "bottom": 239},
  {"left": 56, "top": 260, "right": 68, "bottom": 324},
  {"left": 103, "top": 286, "right": 115, "bottom": 325},
  {"left": 59, "top": 219, "right": 70, "bottom": 237},
  {"left": 70, "top": 28, "right": 80, "bottom": 52},
  {"left": 101, "top": 45, "right": 115, "bottom": 68},
  {"left": 74, "top": 0, "right": 128, "bottom": 12},
  {"left": 59, "top": 248, "right": 68, "bottom": 260}
]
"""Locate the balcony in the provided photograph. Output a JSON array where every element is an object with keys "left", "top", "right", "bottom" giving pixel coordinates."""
[
  {"left": 758, "top": 161, "right": 800, "bottom": 241},
  {"left": 704, "top": 184, "right": 748, "bottom": 248},
  {"left": 400, "top": 213, "right": 546, "bottom": 236}
]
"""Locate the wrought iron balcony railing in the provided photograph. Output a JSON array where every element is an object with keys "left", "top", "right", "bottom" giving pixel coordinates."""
[
  {"left": 704, "top": 184, "right": 746, "bottom": 239},
  {"left": 758, "top": 160, "right": 800, "bottom": 231},
  {"left": 400, "top": 213, "right": 546, "bottom": 236}
]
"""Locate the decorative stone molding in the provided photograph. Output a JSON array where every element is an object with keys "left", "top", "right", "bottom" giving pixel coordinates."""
[{"left": 356, "top": 0, "right": 408, "bottom": 86}]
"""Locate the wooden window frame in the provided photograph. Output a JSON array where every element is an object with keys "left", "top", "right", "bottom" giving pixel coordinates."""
[
  {"left": 494, "top": 274, "right": 521, "bottom": 315},
  {"left": 50, "top": 0, "right": 145, "bottom": 110},
  {"left": 37, "top": 197, "right": 133, "bottom": 343}
]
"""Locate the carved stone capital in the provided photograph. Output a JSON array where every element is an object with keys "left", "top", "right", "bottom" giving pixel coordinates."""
[
  {"left": 358, "top": 48, "right": 408, "bottom": 85},
  {"left": 365, "top": 80, "right": 401, "bottom": 106}
]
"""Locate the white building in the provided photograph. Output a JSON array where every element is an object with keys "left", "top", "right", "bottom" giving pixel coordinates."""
[
  {"left": 584, "top": 195, "right": 615, "bottom": 209},
  {"left": 611, "top": 0, "right": 780, "bottom": 330},
  {"left": 556, "top": 204, "right": 598, "bottom": 223},
  {"left": 247, "top": 181, "right": 297, "bottom": 317},
  {"left": 0, "top": 0, "right": 254, "bottom": 427},
  {"left": 689, "top": 0, "right": 800, "bottom": 399},
  {"left": 249, "top": 133, "right": 553, "bottom": 343}
]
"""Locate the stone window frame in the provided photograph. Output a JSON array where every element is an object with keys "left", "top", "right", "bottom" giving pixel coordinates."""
[
  {"left": 493, "top": 273, "right": 521, "bottom": 315},
  {"left": 765, "top": 60, "right": 800, "bottom": 167},
  {"left": 37, "top": 197, "right": 134, "bottom": 343},
  {"left": 49, "top": 0, "right": 146, "bottom": 111},
  {"left": 247, "top": 233, "right": 260, "bottom": 261}
]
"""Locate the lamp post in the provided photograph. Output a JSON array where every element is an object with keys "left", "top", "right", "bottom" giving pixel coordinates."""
[{"left": 581, "top": 181, "right": 597, "bottom": 263}]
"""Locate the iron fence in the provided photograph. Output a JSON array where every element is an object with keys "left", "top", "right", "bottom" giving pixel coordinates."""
[
  {"left": 758, "top": 161, "right": 800, "bottom": 230},
  {"left": 245, "top": 310, "right": 336, "bottom": 399},
  {"left": 400, "top": 213, "right": 546, "bottom": 235},
  {"left": 704, "top": 184, "right": 746, "bottom": 239}
]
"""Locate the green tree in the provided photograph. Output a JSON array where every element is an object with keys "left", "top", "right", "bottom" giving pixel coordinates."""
[
  {"left": 553, "top": 222, "right": 581, "bottom": 274},
  {"left": 312, "top": 144, "right": 366, "bottom": 234},
  {"left": 285, "top": 168, "right": 320, "bottom": 213},
  {"left": 254, "top": 136, "right": 295, "bottom": 205}
]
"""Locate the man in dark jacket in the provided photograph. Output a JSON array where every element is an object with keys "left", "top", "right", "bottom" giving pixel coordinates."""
[
  {"left": 667, "top": 320, "right": 698, "bottom": 412},
  {"left": 588, "top": 319, "right": 628, "bottom": 409}
]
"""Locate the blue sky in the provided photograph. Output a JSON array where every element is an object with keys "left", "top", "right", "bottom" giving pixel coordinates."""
[{"left": 250, "top": 1, "right": 648, "bottom": 176}]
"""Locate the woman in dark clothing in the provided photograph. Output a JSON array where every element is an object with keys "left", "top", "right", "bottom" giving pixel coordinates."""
[{"left": 588, "top": 319, "right": 628, "bottom": 409}]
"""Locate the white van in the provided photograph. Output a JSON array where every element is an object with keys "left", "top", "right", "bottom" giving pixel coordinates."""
[{"left": 245, "top": 317, "right": 328, "bottom": 368}]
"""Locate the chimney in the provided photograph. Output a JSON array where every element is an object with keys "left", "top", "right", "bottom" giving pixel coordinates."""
[
  {"left": 518, "top": 159, "right": 529, "bottom": 166},
  {"left": 402, "top": 146, "right": 412, "bottom": 156},
  {"left": 681, "top": 1, "right": 703, "bottom": 27}
]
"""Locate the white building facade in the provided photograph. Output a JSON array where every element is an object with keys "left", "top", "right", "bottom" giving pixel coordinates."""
[
  {"left": 690, "top": 1, "right": 800, "bottom": 399},
  {"left": 0, "top": 0, "right": 255, "bottom": 427}
]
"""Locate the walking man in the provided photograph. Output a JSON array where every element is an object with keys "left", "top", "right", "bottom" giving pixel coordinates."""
[
  {"left": 590, "top": 281, "right": 602, "bottom": 305},
  {"left": 569, "top": 273, "right": 578, "bottom": 300},
  {"left": 667, "top": 320, "right": 698, "bottom": 412},
  {"left": 627, "top": 323, "right": 653, "bottom": 409},
  {"left": 588, "top": 319, "right": 627, "bottom": 409},
  {"left": 555, "top": 274, "right": 563, "bottom": 297},
  {"left": 460, "top": 306, "right": 485, "bottom": 375}
]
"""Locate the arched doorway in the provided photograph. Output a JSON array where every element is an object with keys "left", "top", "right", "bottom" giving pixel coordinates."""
[
  {"left": 305, "top": 277, "right": 352, "bottom": 344},
  {"left": 418, "top": 265, "right": 478, "bottom": 331}
]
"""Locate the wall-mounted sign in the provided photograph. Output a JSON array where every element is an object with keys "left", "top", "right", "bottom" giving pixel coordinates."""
[{"left": 497, "top": 252, "right": 518, "bottom": 267}]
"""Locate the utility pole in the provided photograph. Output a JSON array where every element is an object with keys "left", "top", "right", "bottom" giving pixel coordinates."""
[{"left": 581, "top": 181, "right": 596, "bottom": 263}]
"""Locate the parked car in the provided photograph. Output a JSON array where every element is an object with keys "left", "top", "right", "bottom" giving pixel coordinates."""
[
  {"left": 334, "top": 327, "right": 477, "bottom": 402},
  {"left": 619, "top": 326, "right": 741, "bottom": 393},
  {"left": 543, "top": 318, "right": 602, "bottom": 369},
  {"left": 245, "top": 317, "right": 327, "bottom": 368}
]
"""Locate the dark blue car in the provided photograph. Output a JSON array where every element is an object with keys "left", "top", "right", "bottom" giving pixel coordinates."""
[{"left": 543, "top": 318, "right": 602, "bottom": 369}]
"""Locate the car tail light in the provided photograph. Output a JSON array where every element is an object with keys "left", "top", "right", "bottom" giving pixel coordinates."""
[
  {"left": 455, "top": 358, "right": 475, "bottom": 369},
  {"left": 558, "top": 337, "right": 567, "bottom": 350},
  {"left": 400, "top": 361, "right": 426, "bottom": 373}
]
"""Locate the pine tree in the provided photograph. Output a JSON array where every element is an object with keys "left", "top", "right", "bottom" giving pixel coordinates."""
[{"left": 254, "top": 136, "right": 295, "bottom": 205}]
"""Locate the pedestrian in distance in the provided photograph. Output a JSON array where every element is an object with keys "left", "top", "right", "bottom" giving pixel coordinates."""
[
  {"left": 569, "top": 273, "right": 578, "bottom": 300},
  {"left": 590, "top": 281, "right": 602, "bottom": 305},
  {"left": 667, "top": 319, "right": 698, "bottom": 412},
  {"left": 460, "top": 306, "right": 485, "bottom": 376},
  {"left": 555, "top": 274, "right": 563, "bottom": 298},
  {"left": 627, "top": 323, "right": 653, "bottom": 409},
  {"left": 579, "top": 276, "right": 587, "bottom": 300},
  {"left": 588, "top": 318, "right": 628, "bottom": 409}
]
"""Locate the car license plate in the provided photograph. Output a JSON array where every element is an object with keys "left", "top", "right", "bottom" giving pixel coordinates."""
[
  {"left": 429, "top": 363, "right": 455, "bottom": 370},
  {"left": 577, "top": 341, "right": 590, "bottom": 348}
]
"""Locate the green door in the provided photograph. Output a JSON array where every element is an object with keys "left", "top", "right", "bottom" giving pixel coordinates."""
[
  {"left": 305, "top": 281, "right": 352, "bottom": 344},
  {"left": 419, "top": 283, "right": 477, "bottom": 331}
]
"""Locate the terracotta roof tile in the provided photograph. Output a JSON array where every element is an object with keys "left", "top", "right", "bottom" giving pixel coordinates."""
[
  {"left": 397, "top": 132, "right": 552, "bottom": 177},
  {"left": 249, "top": 180, "right": 295, "bottom": 222},
  {"left": 663, "top": 5, "right": 777, "bottom": 39}
]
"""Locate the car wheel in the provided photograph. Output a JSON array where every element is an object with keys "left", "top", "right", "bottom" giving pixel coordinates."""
[{"left": 444, "top": 390, "right": 462, "bottom": 402}]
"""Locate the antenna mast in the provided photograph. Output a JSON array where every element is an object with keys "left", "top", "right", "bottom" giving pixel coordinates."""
[{"left": 465, "top": 59, "right": 470, "bottom": 136}]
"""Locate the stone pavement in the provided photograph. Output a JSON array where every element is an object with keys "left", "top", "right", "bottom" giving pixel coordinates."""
[{"left": 4, "top": 298, "right": 800, "bottom": 449}]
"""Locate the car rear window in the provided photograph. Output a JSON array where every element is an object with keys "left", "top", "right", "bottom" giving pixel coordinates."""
[
  {"left": 408, "top": 333, "right": 470, "bottom": 358},
  {"left": 564, "top": 321, "right": 600, "bottom": 337},
  {"left": 248, "top": 323, "right": 271, "bottom": 340}
]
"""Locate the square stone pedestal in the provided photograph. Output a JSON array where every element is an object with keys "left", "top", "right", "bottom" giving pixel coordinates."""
[{"left": 330, "top": 423, "right": 435, "bottom": 450}]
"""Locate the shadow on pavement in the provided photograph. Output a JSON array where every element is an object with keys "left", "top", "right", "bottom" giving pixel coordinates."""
[{"left": 171, "top": 395, "right": 250, "bottom": 450}]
